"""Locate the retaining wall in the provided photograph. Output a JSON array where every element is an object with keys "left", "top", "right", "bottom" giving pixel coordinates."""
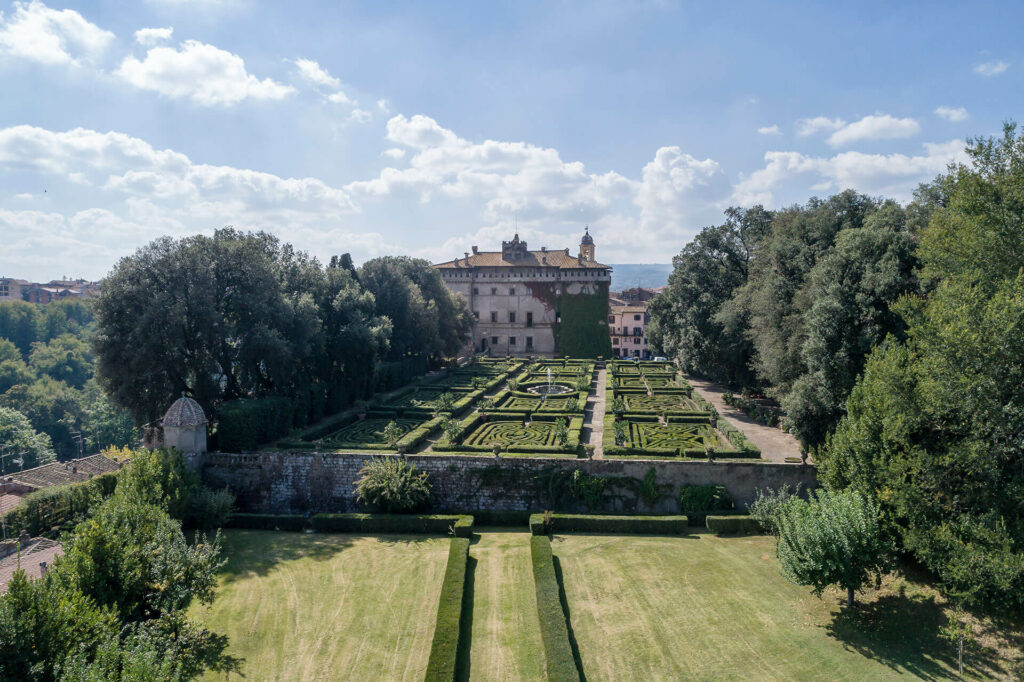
[{"left": 203, "top": 451, "right": 817, "bottom": 515}]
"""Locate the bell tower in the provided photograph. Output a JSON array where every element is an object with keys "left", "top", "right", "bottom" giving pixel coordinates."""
[{"left": 579, "top": 227, "right": 595, "bottom": 262}]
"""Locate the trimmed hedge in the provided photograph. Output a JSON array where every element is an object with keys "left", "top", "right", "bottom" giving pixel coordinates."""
[
  {"left": 529, "top": 514, "right": 689, "bottom": 536},
  {"left": 395, "top": 415, "right": 444, "bottom": 452},
  {"left": 530, "top": 536, "right": 580, "bottom": 682},
  {"left": 218, "top": 396, "right": 295, "bottom": 451},
  {"left": 457, "top": 509, "right": 531, "bottom": 527},
  {"left": 225, "top": 513, "right": 309, "bottom": 531},
  {"left": 310, "top": 513, "right": 473, "bottom": 536},
  {"left": 1, "top": 471, "right": 119, "bottom": 537},
  {"left": 424, "top": 537, "right": 470, "bottom": 682},
  {"left": 716, "top": 420, "right": 762, "bottom": 456},
  {"left": 706, "top": 515, "right": 763, "bottom": 535}
]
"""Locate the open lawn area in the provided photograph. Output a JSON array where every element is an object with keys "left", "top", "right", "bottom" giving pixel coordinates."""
[
  {"left": 459, "top": 530, "right": 545, "bottom": 681},
  {"left": 552, "top": 533, "right": 1023, "bottom": 681},
  {"left": 191, "top": 530, "right": 450, "bottom": 682}
]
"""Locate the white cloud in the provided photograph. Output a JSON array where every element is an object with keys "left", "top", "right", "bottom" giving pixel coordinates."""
[
  {"left": 0, "top": 0, "right": 114, "bottom": 65},
  {"left": 377, "top": 98, "right": 390, "bottom": 113},
  {"left": 934, "top": 106, "right": 969, "bottom": 122},
  {"left": 757, "top": 125, "right": 781, "bottom": 136},
  {"left": 326, "top": 90, "right": 352, "bottom": 105},
  {"left": 974, "top": 60, "right": 1009, "bottom": 77},
  {"left": 134, "top": 26, "right": 173, "bottom": 46},
  {"left": 116, "top": 40, "right": 295, "bottom": 106},
  {"left": 827, "top": 114, "right": 920, "bottom": 147},
  {"left": 796, "top": 116, "right": 846, "bottom": 137},
  {"left": 733, "top": 139, "right": 967, "bottom": 206},
  {"left": 293, "top": 57, "right": 340, "bottom": 89},
  {"left": 348, "top": 108, "right": 372, "bottom": 124},
  {"left": 381, "top": 148, "right": 405, "bottom": 159}
]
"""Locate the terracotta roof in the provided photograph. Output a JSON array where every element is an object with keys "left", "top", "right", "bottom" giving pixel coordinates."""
[
  {"left": 7, "top": 454, "right": 120, "bottom": 490},
  {"left": 163, "top": 396, "right": 207, "bottom": 427},
  {"left": 435, "top": 249, "right": 610, "bottom": 270},
  {"left": 0, "top": 538, "right": 63, "bottom": 593},
  {"left": 0, "top": 493, "right": 23, "bottom": 515},
  {"left": 612, "top": 304, "right": 649, "bottom": 313}
]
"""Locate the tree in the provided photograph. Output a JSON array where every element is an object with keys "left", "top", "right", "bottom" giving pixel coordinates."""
[
  {"left": 0, "top": 405, "right": 55, "bottom": 469},
  {"left": 647, "top": 206, "right": 771, "bottom": 387},
  {"left": 29, "top": 333, "right": 93, "bottom": 389},
  {"left": 354, "top": 457, "right": 431, "bottom": 512},
  {"left": 0, "top": 338, "right": 34, "bottom": 393},
  {"left": 0, "top": 375, "right": 86, "bottom": 458},
  {"left": 774, "top": 488, "right": 887, "bottom": 607}
]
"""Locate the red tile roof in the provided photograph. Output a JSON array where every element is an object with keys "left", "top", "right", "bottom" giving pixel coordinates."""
[
  {"left": 0, "top": 538, "right": 63, "bottom": 593},
  {"left": 435, "top": 249, "right": 610, "bottom": 270},
  {"left": 6, "top": 454, "right": 120, "bottom": 491}
]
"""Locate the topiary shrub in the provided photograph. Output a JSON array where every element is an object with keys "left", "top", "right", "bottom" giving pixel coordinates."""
[
  {"left": 353, "top": 457, "right": 432, "bottom": 513},
  {"left": 679, "top": 483, "right": 734, "bottom": 515}
]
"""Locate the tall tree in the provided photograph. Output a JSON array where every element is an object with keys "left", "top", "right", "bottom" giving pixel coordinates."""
[{"left": 0, "top": 406, "right": 55, "bottom": 469}]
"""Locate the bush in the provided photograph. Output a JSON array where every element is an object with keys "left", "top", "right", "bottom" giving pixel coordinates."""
[
  {"left": 188, "top": 488, "right": 235, "bottom": 530},
  {"left": 530, "top": 536, "right": 579, "bottom": 682},
  {"left": 706, "top": 515, "right": 762, "bottom": 535},
  {"left": 457, "top": 510, "right": 531, "bottom": 527},
  {"left": 224, "top": 513, "right": 308, "bottom": 531},
  {"left": 310, "top": 513, "right": 473, "bottom": 536},
  {"left": 1, "top": 472, "right": 118, "bottom": 536},
  {"left": 424, "top": 537, "right": 470, "bottom": 682},
  {"left": 529, "top": 514, "right": 688, "bottom": 536},
  {"left": 353, "top": 457, "right": 431, "bottom": 512},
  {"left": 749, "top": 484, "right": 802, "bottom": 535},
  {"left": 217, "top": 397, "right": 294, "bottom": 451},
  {"left": 679, "top": 484, "right": 734, "bottom": 515}
]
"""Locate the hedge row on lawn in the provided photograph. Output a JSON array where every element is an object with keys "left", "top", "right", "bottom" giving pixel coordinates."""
[
  {"left": 311, "top": 513, "right": 473, "bottom": 536},
  {"left": 529, "top": 514, "right": 689, "bottom": 536},
  {"left": 225, "top": 513, "right": 310, "bottom": 531},
  {"left": 706, "top": 515, "right": 763, "bottom": 535},
  {"left": 530, "top": 536, "right": 580, "bottom": 682},
  {"left": 1, "top": 471, "right": 119, "bottom": 536},
  {"left": 424, "top": 537, "right": 470, "bottom": 682}
]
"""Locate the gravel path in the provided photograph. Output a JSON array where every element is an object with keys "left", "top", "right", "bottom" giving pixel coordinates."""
[
  {"left": 582, "top": 367, "right": 607, "bottom": 458},
  {"left": 686, "top": 375, "right": 804, "bottom": 463}
]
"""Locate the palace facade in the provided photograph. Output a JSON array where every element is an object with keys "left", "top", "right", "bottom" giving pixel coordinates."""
[{"left": 435, "top": 230, "right": 612, "bottom": 358}]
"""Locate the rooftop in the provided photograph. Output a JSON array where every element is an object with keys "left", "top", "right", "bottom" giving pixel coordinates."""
[
  {"left": 0, "top": 537, "right": 63, "bottom": 593},
  {"left": 436, "top": 248, "right": 610, "bottom": 270},
  {"left": 4, "top": 454, "right": 120, "bottom": 491}
]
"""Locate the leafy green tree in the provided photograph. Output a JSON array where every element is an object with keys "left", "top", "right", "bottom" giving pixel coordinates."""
[
  {"left": 0, "top": 405, "right": 55, "bottom": 469},
  {"left": 0, "top": 301, "right": 42, "bottom": 355},
  {"left": 80, "top": 380, "right": 139, "bottom": 452},
  {"left": 821, "top": 126, "right": 1024, "bottom": 614},
  {"left": 648, "top": 206, "right": 771, "bottom": 386},
  {"left": 0, "top": 337, "right": 34, "bottom": 393},
  {"left": 381, "top": 420, "right": 404, "bottom": 447},
  {"left": 29, "top": 333, "right": 93, "bottom": 389},
  {"left": 775, "top": 488, "right": 888, "bottom": 607},
  {"left": 115, "top": 447, "right": 200, "bottom": 522},
  {"left": 0, "top": 376, "right": 86, "bottom": 458}
]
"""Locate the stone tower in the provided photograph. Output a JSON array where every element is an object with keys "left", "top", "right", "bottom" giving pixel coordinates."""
[
  {"left": 579, "top": 227, "right": 595, "bottom": 262},
  {"left": 162, "top": 395, "right": 208, "bottom": 469}
]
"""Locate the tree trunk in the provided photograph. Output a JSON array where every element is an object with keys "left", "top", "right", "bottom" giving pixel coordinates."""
[{"left": 847, "top": 585, "right": 855, "bottom": 608}]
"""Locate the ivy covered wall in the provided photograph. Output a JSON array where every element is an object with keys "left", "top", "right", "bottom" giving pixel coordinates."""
[{"left": 526, "top": 281, "right": 612, "bottom": 358}]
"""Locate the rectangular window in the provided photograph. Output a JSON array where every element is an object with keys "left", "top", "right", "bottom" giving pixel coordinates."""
[
  {"left": 473, "top": 311, "right": 479, "bottom": 320},
  {"left": 490, "top": 311, "right": 498, "bottom": 323},
  {"left": 607, "top": 315, "right": 615, "bottom": 323},
  {"left": 491, "top": 336, "right": 498, "bottom": 345},
  {"left": 509, "top": 287, "right": 516, "bottom": 295},
  {"left": 490, "top": 287, "right": 497, "bottom": 295},
  {"left": 509, "top": 336, "right": 517, "bottom": 345},
  {"left": 633, "top": 327, "right": 642, "bottom": 336},
  {"left": 0, "top": 284, "right": 7, "bottom": 297},
  {"left": 472, "top": 287, "right": 479, "bottom": 295},
  {"left": 526, "top": 312, "right": 533, "bottom": 327},
  {"left": 526, "top": 336, "right": 533, "bottom": 348},
  {"left": 612, "top": 338, "right": 619, "bottom": 345},
  {"left": 634, "top": 314, "right": 641, "bottom": 320},
  {"left": 509, "top": 312, "right": 516, "bottom": 323}
]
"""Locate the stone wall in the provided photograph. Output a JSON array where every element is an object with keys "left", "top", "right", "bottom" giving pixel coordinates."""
[{"left": 203, "top": 452, "right": 817, "bottom": 515}]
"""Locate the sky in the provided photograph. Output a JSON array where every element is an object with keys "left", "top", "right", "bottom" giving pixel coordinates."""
[{"left": 0, "top": 0, "right": 1021, "bottom": 280}]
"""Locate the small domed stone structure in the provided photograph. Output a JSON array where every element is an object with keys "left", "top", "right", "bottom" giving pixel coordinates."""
[{"left": 162, "top": 395, "right": 208, "bottom": 466}]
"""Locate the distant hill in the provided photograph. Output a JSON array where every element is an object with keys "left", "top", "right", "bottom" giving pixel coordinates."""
[{"left": 608, "top": 264, "right": 674, "bottom": 290}]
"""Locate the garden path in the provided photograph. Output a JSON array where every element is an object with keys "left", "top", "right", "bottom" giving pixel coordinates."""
[
  {"left": 582, "top": 368, "right": 606, "bottom": 458},
  {"left": 685, "top": 375, "right": 803, "bottom": 463}
]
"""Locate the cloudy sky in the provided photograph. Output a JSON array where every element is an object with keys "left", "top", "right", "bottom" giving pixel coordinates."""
[{"left": 0, "top": 0, "right": 1020, "bottom": 279}]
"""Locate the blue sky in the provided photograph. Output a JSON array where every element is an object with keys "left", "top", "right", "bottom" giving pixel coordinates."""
[{"left": 0, "top": 0, "right": 1020, "bottom": 279}]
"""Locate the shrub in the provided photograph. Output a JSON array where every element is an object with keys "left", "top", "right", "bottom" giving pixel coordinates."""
[
  {"left": 441, "top": 416, "right": 461, "bottom": 443},
  {"left": 554, "top": 417, "right": 569, "bottom": 446},
  {"left": 1, "top": 472, "right": 118, "bottom": 537},
  {"left": 380, "top": 420, "right": 404, "bottom": 447},
  {"left": 217, "top": 396, "right": 294, "bottom": 451},
  {"left": 611, "top": 396, "right": 626, "bottom": 416},
  {"left": 310, "top": 513, "right": 472, "bottom": 536},
  {"left": 749, "top": 484, "right": 802, "bottom": 535},
  {"left": 432, "top": 392, "right": 456, "bottom": 415},
  {"left": 188, "top": 488, "right": 235, "bottom": 530},
  {"left": 530, "top": 536, "right": 579, "bottom": 682},
  {"left": 424, "top": 537, "right": 470, "bottom": 682},
  {"left": 613, "top": 420, "right": 627, "bottom": 446},
  {"left": 706, "top": 515, "right": 762, "bottom": 535},
  {"left": 678, "top": 484, "right": 734, "bottom": 515},
  {"left": 353, "top": 458, "right": 432, "bottom": 512},
  {"left": 529, "top": 513, "right": 688, "bottom": 536}
]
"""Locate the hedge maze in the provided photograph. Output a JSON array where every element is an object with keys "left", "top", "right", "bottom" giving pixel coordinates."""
[
  {"left": 621, "top": 392, "right": 697, "bottom": 413},
  {"left": 320, "top": 417, "right": 422, "bottom": 448},
  {"left": 630, "top": 422, "right": 710, "bottom": 450},
  {"left": 464, "top": 419, "right": 563, "bottom": 448}
]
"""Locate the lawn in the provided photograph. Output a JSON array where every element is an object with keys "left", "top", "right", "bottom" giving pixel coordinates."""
[
  {"left": 192, "top": 530, "right": 450, "bottom": 682},
  {"left": 552, "top": 533, "right": 1021, "bottom": 681},
  {"left": 458, "top": 530, "right": 545, "bottom": 681}
]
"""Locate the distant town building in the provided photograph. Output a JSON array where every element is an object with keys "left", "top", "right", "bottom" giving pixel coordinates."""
[
  {"left": 435, "top": 229, "right": 612, "bottom": 357},
  {"left": 0, "top": 278, "right": 28, "bottom": 302},
  {"left": 607, "top": 286, "right": 663, "bottom": 360},
  {"left": 0, "top": 277, "right": 100, "bottom": 304}
]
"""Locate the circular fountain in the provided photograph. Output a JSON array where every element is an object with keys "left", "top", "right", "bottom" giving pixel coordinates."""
[{"left": 524, "top": 367, "right": 575, "bottom": 396}]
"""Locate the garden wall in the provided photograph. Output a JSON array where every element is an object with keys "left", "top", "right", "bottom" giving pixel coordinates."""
[{"left": 202, "top": 452, "right": 817, "bottom": 515}]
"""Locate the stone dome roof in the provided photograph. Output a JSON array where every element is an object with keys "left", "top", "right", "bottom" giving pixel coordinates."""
[
  {"left": 580, "top": 227, "right": 594, "bottom": 245},
  {"left": 163, "top": 395, "right": 207, "bottom": 427}
]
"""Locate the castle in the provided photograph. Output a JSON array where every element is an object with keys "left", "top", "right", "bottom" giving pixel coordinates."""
[{"left": 435, "top": 229, "right": 612, "bottom": 358}]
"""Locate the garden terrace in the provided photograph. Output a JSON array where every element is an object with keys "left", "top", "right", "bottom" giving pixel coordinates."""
[
  {"left": 434, "top": 412, "right": 584, "bottom": 456},
  {"left": 490, "top": 389, "right": 587, "bottom": 414}
]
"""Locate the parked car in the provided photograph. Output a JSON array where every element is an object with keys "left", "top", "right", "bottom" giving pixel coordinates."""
[{"left": 653, "top": 356, "right": 668, "bottom": 362}]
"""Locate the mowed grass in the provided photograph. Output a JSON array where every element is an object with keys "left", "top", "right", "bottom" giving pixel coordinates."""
[
  {"left": 553, "top": 533, "right": 1022, "bottom": 681},
  {"left": 191, "top": 530, "right": 450, "bottom": 682},
  {"left": 459, "top": 530, "right": 545, "bottom": 681}
]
